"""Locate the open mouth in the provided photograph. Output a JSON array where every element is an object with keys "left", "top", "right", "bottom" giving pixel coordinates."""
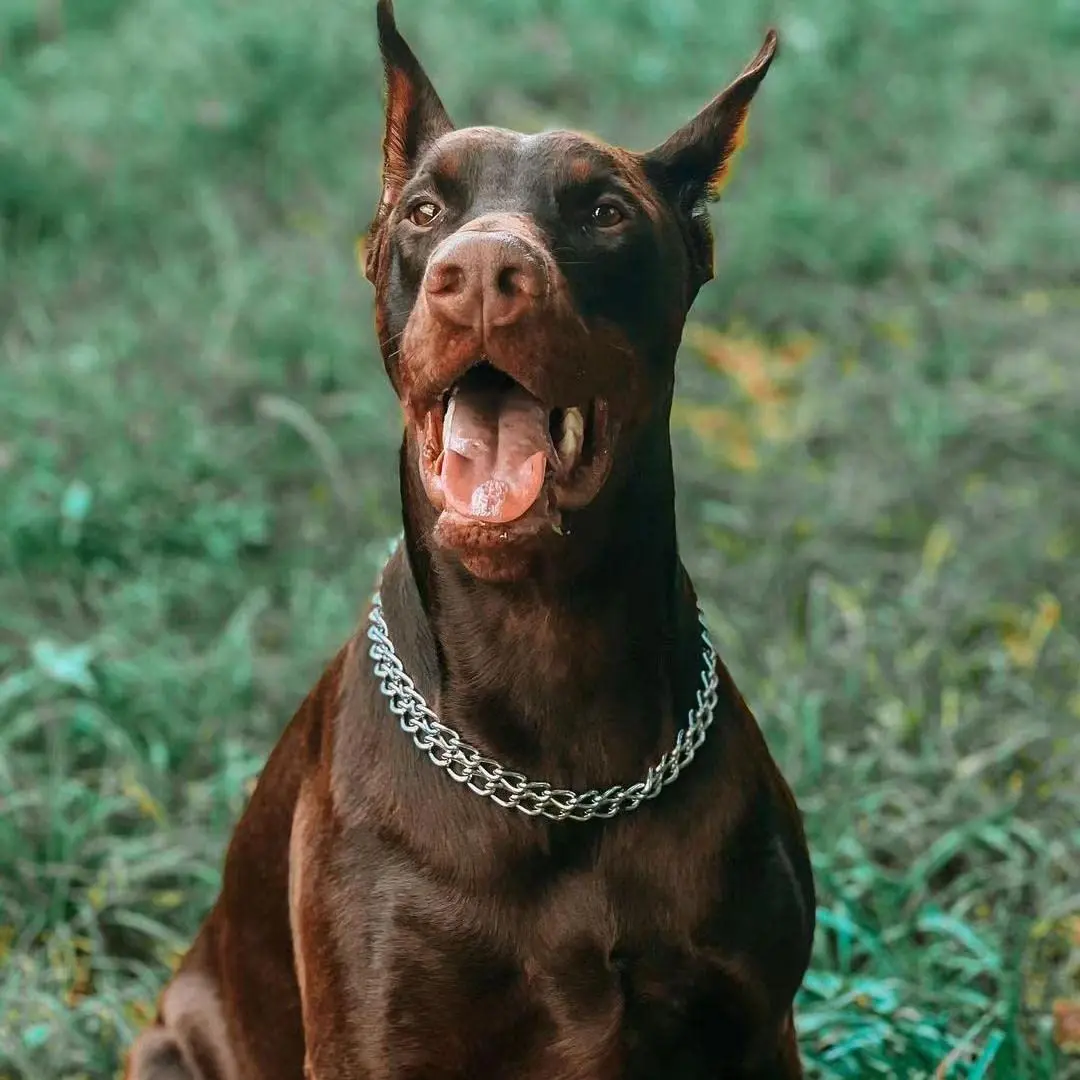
[{"left": 418, "top": 363, "right": 614, "bottom": 531}]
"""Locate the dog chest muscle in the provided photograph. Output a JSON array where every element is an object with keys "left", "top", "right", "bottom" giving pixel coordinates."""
[{"left": 297, "top": 800, "right": 803, "bottom": 1080}]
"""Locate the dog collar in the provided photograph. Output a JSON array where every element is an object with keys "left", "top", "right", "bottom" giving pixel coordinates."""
[{"left": 365, "top": 563, "right": 721, "bottom": 823}]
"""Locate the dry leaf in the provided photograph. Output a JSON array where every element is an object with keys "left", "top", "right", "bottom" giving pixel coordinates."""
[
  {"left": 671, "top": 403, "right": 758, "bottom": 471},
  {"left": 778, "top": 333, "right": 818, "bottom": 365},
  {"left": 1053, "top": 999, "right": 1080, "bottom": 1054},
  {"left": 683, "top": 324, "right": 786, "bottom": 404},
  {"left": 873, "top": 316, "right": 915, "bottom": 350},
  {"left": 1003, "top": 594, "right": 1061, "bottom": 669}
]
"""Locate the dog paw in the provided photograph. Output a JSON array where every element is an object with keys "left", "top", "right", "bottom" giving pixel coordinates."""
[{"left": 124, "top": 1029, "right": 203, "bottom": 1080}]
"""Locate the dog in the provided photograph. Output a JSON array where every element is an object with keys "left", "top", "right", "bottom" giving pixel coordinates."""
[{"left": 124, "top": 3, "right": 815, "bottom": 1077}]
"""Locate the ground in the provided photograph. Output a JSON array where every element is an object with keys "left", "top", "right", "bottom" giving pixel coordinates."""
[{"left": 1, "top": 0, "right": 1078, "bottom": 1077}]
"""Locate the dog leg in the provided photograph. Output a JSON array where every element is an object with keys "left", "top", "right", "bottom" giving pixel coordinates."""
[
  {"left": 736, "top": 1012, "right": 803, "bottom": 1080},
  {"left": 125, "top": 972, "right": 239, "bottom": 1080},
  {"left": 125, "top": 1028, "right": 201, "bottom": 1080}
]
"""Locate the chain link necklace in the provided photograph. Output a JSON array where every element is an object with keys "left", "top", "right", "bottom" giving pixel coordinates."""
[{"left": 365, "top": 570, "right": 721, "bottom": 823}]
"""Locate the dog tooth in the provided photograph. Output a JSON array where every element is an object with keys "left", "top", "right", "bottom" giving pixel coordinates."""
[
  {"left": 442, "top": 394, "right": 457, "bottom": 448},
  {"left": 558, "top": 407, "right": 584, "bottom": 466}
]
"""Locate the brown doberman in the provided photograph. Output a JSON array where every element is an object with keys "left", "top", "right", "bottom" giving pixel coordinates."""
[{"left": 125, "top": 3, "right": 815, "bottom": 1077}]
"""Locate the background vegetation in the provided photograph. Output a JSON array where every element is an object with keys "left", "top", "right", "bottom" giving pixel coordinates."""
[{"left": 2, "top": 0, "right": 1078, "bottom": 1076}]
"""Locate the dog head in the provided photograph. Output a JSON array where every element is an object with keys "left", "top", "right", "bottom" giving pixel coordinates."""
[{"left": 365, "top": 0, "right": 777, "bottom": 582}]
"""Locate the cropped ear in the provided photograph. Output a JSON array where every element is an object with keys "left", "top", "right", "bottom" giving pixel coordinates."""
[
  {"left": 365, "top": 0, "right": 454, "bottom": 281},
  {"left": 643, "top": 30, "right": 778, "bottom": 288}
]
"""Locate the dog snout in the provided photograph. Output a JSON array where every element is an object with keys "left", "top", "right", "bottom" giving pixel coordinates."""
[{"left": 424, "top": 231, "right": 547, "bottom": 332}]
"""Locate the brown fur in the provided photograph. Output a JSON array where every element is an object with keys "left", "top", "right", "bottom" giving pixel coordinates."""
[{"left": 125, "top": 4, "right": 813, "bottom": 1078}]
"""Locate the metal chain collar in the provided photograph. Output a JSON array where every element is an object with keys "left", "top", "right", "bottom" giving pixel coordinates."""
[{"left": 365, "top": 584, "right": 721, "bottom": 823}]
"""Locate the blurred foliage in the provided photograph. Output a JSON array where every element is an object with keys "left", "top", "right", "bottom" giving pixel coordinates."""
[{"left": 1, "top": 0, "right": 1078, "bottom": 1076}]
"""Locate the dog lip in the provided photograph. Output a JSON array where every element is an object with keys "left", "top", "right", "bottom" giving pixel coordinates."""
[
  {"left": 419, "top": 361, "right": 598, "bottom": 476},
  {"left": 420, "top": 356, "right": 548, "bottom": 413},
  {"left": 551, "top": 398, "right": 616, "bottom": 509},
  {"left": 415, "top": 391, "right": 616, "bottom": 538}
]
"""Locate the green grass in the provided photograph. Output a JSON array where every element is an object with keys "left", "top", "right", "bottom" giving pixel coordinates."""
[{"left": 2, "top": 0, "right": 1079, "bottom": 1076}]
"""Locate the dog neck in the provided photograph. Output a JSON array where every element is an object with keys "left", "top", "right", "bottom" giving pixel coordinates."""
[{"left": 379, "top": 421, "right": 706, "bottom": 793}]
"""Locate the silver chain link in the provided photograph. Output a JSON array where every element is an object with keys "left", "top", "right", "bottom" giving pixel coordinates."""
[{"left": 366, "top": 583, "right": 720, "bottom": 823}]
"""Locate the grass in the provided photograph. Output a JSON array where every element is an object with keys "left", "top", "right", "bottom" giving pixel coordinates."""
[{"left": 1, "top": 0, "right": 1079, "bottom": 1076}]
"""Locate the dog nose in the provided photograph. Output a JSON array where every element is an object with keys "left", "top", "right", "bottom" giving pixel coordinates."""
[{"left": 424, "top": 232, "right": 545, "bottom": 331}]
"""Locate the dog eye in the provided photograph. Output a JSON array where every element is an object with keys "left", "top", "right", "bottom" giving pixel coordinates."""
[
  {"left": 409, "top": 201, "right": 442, "bottom": 227},
  {"left": 590, "top": 202, "right": 625, "bottom": 228}
]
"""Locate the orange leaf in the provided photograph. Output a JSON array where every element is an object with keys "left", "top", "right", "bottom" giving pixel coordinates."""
[
  {"left": 1070, "top": 915, "right": 1080, "bottom": 948},
  {"left": 1053, "top": 999, "right": 1080, "bottom": 1054},
  {"left": 779, "top": 333, "right": 818, "bottom": 366},
  {"left": 683, "top": 324, "right": 785, "bottom": 405},
  {"left": 672, "top": 403, "right": 758, "bottom": 471}
]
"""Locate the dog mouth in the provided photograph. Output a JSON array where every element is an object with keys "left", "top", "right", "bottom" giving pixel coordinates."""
[{"left": 417, "top": 363, "right": 615, "bottom": 531}]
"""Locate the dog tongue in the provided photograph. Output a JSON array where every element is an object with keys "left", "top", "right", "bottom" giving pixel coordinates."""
[{"left": 441, "top": 379, "right": 549, "bottom": 524}]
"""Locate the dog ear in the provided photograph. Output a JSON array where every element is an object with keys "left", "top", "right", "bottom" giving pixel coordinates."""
[
  {"left": 643, "top": 30, "right": 778, "bottom": 288},
  {"left": 365, "top": 0, "right": 454, "bottom": 281}
]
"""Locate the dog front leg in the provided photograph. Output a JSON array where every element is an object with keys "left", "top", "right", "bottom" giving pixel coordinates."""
[
  {"left": 729, "top": 1012, "right": 803, "bottom": 1080},
  {"left": 125, "top": 970, "right": 240, "bottom": 1080}
]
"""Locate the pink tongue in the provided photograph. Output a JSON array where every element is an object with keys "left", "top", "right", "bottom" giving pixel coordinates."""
[{"left": 440, "top": 382, "right": 549, "bottom": 524}]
